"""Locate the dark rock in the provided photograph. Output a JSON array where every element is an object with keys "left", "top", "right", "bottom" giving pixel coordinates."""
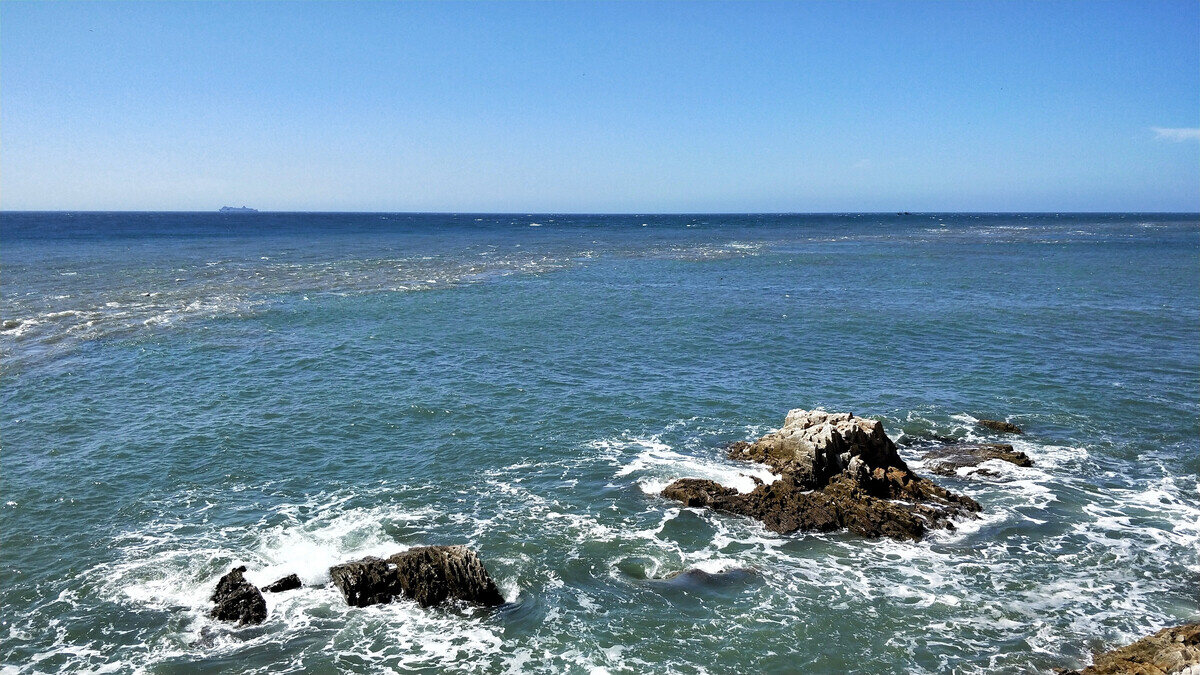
[
  {"left": 977, "top": 419, "right": 1023, "bottom": 434},
  {"left": 261, "top": 573, "right": 302, "bottom": 593},
  {"left": 329, "top": 557, "right": 401, "bottom": 607},
  {"left": 389, "top": 545, "right": 506, "bottom": 608},
  {"left": 665, "top": 409, "right": 981, "bottom": 540},
  {"left": 923, "top": 443, "right": 1032, "bottom": 476},
  {"left": 330, "top": 545, "right": 504, "bottom": 609},
  {"left": 209, "top": 566, "right": 267, "bottom": 626},
  {"left": 896, "top": 432, "right": 961, "bottom": 447},
  {"left": 1060, "top": 622, "right": 1200, "bottom": 674}
]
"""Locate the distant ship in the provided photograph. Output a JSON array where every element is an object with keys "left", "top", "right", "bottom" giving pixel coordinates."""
[{"left": 219, "top": 205, "right": 258, "bottom": 213}]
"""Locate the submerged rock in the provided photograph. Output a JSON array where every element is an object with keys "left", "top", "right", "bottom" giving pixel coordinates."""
[
  {"left": 977, "top": 419, "right": 1023, "bottom": 434},
  {"left": 662, "top": 410, "right": 981, "bottom": 540},
  {"left": 652, "top": 567, "right": 758, "bottom": 589},
  {"left": 330, "top": 545, "right": 505, "bottom": 609},
  {"left": 261, "top": 573, "right": 302, "bottom": 593},
  {"left": 923, "top": 443, "right": 1032, "bottom": 477},
  {"left": 1062, "top": 623, "right": 1200, "bottom": 675},
  {"left": 210, "top": 566, "right": 267, "bottom": 626}
]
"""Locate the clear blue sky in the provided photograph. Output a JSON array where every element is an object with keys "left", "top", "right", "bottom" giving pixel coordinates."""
[{"left": 2, "top": 1, "right": 1197, "bottom": 212}]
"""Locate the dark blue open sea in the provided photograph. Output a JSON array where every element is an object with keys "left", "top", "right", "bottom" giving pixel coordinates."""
[{"left": 1, "top": 212, "right": 1197, "bottom": 674}]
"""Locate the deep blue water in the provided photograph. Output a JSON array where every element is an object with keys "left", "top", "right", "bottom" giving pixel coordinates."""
[{"left": 1, "top": 212, "right": 1197, "bottom": 673}]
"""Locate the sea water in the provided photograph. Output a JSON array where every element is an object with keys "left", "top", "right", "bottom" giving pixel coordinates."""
[{"left": 1, "top": 212, "right": 1197, "bottom": 673}]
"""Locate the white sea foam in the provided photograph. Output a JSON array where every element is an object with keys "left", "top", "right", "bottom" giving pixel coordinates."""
[
  {"left": 6, "top": 407, "right": 1196, "bottom": 673},
  {"left": 606, "top": 436, "right": 778, "bottom": 495}
]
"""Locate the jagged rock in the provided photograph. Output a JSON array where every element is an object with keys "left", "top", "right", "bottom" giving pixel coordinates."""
[
  {"left": 390, "top": 545, "right": 506, "bottom": 608},
  {"left": 726, "top": 410, "right": 905, "bottom": 487},
  {"left": 329, "top": 557, "right": 399, "bottom": 607},
  {"left": 261, "top": 573, "right": 302, "bottom": 593},
  {"left": 209, "top": 566, "right": 267, "bottom": 625},
  {"left": 663, "top": 410, "right": 981, "bottom": 540},
  {"left": 923, "top": 443, "right": 1032, "bottom": 476},
  {"left": 977, "top": 419, "right": 1023, "bottom": 434},
  {"left": 1061, "top": 623, "right": 1200, "bottom": 675},
  {"left": 329, "top": 545, "right": 505, "bottom": 609}
]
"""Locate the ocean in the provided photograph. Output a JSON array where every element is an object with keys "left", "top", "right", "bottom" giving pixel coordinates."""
[{"left": 1, "top": 212, "right": 1197, "bottom": 673}]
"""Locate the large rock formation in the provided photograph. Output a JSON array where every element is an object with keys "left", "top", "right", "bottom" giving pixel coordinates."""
[
  {"left": 662, "top": 410, "right": 981, "bottom": 540},
  {"left": 209, "top": 566, "right": 267, "bottom": 625},
  {"left": 329, "top": 545, "right": 505, "bottom": 609},
  {"left": 1062, "top": 623, "right": 1200, "bottom": 675}
]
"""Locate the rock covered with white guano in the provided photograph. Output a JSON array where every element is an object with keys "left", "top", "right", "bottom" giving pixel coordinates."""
[
  {"left": 664, "top": 409, "right": 981, "bottom": 540},
  {"left": 728, "top": 409, "right": 906, "bottom": 486}
]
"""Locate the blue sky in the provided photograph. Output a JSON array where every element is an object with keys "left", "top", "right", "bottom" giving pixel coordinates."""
[{"left": 2, "top": 1, "right": 1197, "bottom": 212}]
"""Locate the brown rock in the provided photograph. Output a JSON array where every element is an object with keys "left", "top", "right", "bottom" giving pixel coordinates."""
[
  {"left": 923, "top": 443, "right": 1033, "bottom": 476},
  {"left": 977, "top": 419, "right": 1024, "bottom": 434},
  {"left": 1062, "top": 623, "right": 1200, "bottom": 675}
]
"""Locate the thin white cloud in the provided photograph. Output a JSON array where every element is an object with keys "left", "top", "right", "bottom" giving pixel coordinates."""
[{"left": 1151, "top": 127, "right": 1200, "bottom": 142}]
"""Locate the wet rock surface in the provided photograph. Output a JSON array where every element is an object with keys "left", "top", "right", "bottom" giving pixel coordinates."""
[
  {"left": 209, "top": 566, "right": 267, "bottom": 626},
  {"left": 261, "top": 574, "right": 302, "bottom": 593},
  {"left": 330, "top": 545, "right": 505, "bottom": 609},
  {"left": 329, "top": 557, "right": 398, "bottom": 607},
  {"left": 923, "top": 443, "right": 1033, "bottom": 477},
  {"left": 977, "top": 419, "right": 1024, "bottom": 434},
  {"left": 1062, "top": 623, "right": 1200, "bottom": 675},
  {"left": 663, "top": 410, "right": 981, "bottom": 540}
]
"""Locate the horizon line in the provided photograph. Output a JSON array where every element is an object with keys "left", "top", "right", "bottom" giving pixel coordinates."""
[{"left": 3, "top": 209, "right": 1199, "bottom": 216}]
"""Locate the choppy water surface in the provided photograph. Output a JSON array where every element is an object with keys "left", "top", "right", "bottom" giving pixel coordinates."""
[{"left": 1, "top": 212, "right": 1197, "bottom": 673}]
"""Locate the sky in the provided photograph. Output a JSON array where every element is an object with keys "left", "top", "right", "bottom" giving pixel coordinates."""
[{"left": 2, "top": 1, "right": 1197, "bottom": 212}]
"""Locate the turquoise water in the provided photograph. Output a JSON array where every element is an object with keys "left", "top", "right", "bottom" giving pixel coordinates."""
[{"left": 1, "top": 212, "right": 1197, "bottom": 673}]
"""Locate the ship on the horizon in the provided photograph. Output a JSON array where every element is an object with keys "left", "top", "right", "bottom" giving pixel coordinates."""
[{"left": 219, "top": 205, "right": 258, "bottom": 213}]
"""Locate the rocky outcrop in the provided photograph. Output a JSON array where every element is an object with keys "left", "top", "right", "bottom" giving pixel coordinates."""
[
  {"left": 328, "top": 557, "right": 398, "bottom": 607},
  {"left": 923, "top": 443, "right": 1032, "bottom": 477},
  {"left": 1062, "top": 623, "right": 1200, "bottom": 675},
  {"left": 210, "top": 566, "right": 267, "bottom": 626},
  {"left": 329, "top": 545, "right": 505, "bottom": 609},
  {"left": 261, "top": 574, "right": 302, "bottom": 593},
  {"left": 977, "top": 419, "right": 1023, "bottom": 434},
  {"left": 662, "top": 410, "right": 981, "bottom": 540}
]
